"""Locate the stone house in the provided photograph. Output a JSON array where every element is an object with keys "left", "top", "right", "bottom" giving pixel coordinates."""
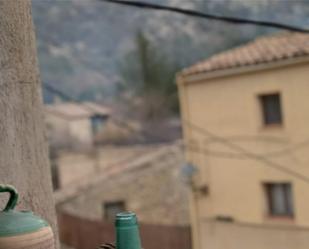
[
  {"left": 45, "top": 102, "right": 111, "bottom": 151},
  {"left": 177, "top": 32, "right": 309, "bottom": 249},
  {"left": 55, "top": 142, "right": 190, "bottom": 226},
  {"left": 52, "top": 144, "right": 160, "bottom": 190}
]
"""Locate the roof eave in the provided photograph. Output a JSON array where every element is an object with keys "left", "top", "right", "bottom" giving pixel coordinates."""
[
  {"left": 45, "top": 109, "right": 91, "bottom": 121},
  {"left": 178, "top": 55, "right": 309, "bottom": 85}
]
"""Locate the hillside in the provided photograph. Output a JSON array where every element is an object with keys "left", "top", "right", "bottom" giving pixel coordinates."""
[{"left": 31, "top": 0, "right": 309, "bottom": 103}]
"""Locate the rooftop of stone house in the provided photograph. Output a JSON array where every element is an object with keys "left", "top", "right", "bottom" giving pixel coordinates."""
[
  {"left": 45, "top": 102, "right": 111, "bottom": 120},
  {"left": 181, "top": 32, "right": 309, "bottom": 77}
]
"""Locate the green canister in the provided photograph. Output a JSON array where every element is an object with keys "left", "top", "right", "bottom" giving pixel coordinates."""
[
  {"left": 115, "top": 212, "right": 142, "bottom": 249},
  {"left": 0, "top": 184, "right": 54, "bottom": 249}
]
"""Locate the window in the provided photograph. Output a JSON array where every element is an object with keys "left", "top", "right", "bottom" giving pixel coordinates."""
[
  {"left": 103, "top": 201, "right": 126, "bottom": 221},
  {"left": 259, "top": 93, "right": 283, "bottom": 126},
  {"left": 264, "top": 183, "right": 294, "bottom": 217},
  {"left": 91, "top": 114, "right": 107, "bottom": 135}
]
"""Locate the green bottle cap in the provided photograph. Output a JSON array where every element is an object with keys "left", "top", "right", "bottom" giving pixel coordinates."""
[
  {"left": 115, "top": 212, "right": 138, "bottom": 227},
  {"left": 0, "top": 185, "right": 49, "bottom": 237},
  {"left": 115, "top": 212, "right": 142, "bottom": 249}
]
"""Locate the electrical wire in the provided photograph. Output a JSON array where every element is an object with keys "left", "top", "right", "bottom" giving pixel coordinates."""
[
  {"left": 199, "top": 138, "right": 309, "bottom": 159},
  {"left": 100, "top": 0, "right": 309, "bottom": 33},
  {"left": 184, "top": 120, "right": 309, "bottom": 184},
  {"left": 44, "top": 83, "right": 77, "bottom": 103},
  {"left": 264, "top": 139, "right": 309, "bottom": 156},
  {"left": 44, "top": 82, "right": 309, "bottom": 184}
]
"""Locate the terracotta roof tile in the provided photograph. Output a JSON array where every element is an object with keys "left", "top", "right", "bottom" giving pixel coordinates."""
[{"left": 182, "top": 32, "right": 309, "bottom": 76}]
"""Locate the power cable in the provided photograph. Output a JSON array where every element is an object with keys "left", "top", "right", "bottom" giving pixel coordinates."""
[
  {"left": 200, "top": 138, "right": 309, "bottom": 159},
  {"left": 44, "top": 82, "right": 309, "bottom": 184},
  {"left": 44, "top": 82, "right": 104, "bottom": 115},
  {"left": 100, "top": 0, "right": 309, "bottom": 33},
  {"left": 45, "top": 64, "right": 308, "bottom": 155},
  {"left": 184, "top": 120, "right": 309, "bottom": 184},
  {"left": 44, "top": 83, "right": 78, "bottom": 103},
  {"left": 264, "top": 139, "right": 309, "bottom": 156}
]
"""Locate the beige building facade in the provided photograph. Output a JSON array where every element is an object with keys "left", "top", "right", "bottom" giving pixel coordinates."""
[
  {"left": 177, "top": 33, "right": 309, "bottom": 249},
  {"left": 45, "top": 102, "right": 111, "bottom": 150}
]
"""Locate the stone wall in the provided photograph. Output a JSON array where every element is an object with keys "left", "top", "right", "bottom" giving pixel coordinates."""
[
  {"left": 55, "top": 144, "right": 163, "bottom": 189},
  {"left": 57, "top": 143, "right": 189, "bottom": 226}
]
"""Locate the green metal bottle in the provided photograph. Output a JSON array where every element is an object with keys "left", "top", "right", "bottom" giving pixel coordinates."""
[{"left": 115, "top": 212, "right": 142, "bottom": 249}]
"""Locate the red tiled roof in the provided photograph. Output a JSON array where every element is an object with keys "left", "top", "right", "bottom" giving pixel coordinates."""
[{"left": 182, "top": 32, "right": 309, "bottom": 77}]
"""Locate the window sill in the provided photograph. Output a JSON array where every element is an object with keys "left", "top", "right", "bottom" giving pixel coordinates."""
[
  {"left": 260, "top": 124, "right": 284, "bottom": 131},
  {"left": 264, "top": 215, "right": 294, "bottom": 223}
]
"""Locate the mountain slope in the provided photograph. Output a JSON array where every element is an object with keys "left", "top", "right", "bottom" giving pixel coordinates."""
[{"left": 31, "top": 0, "right": 309, "bottom": 103}]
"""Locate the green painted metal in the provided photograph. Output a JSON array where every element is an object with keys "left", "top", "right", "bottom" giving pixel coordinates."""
[
  {"left": 115, "top": 212, "right": 142, "bottom": 249},
  {"left": 0, "top": 184, "right": 48, "bottom": 237}
]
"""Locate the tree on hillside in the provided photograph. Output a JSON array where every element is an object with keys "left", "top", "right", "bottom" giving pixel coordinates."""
[{"left": 119, "top": 31, "right": 180, "bottom": 120}]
